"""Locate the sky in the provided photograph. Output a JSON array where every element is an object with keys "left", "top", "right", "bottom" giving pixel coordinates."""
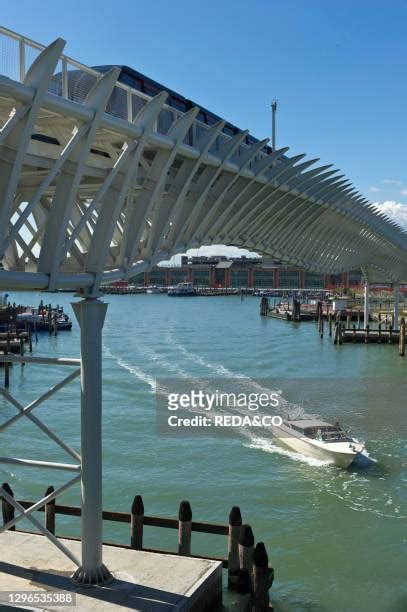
[{"left": 2, "top": 0, "right": 406, "bottom": 260}]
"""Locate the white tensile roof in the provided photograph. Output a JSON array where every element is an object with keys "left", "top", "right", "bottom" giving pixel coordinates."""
[{"left": 0, "top": 28, "right": 406, "bottom": 294}]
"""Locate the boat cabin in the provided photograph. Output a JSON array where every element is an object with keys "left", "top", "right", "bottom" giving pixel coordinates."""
[{"left": 286, "top": 418, "right": 348, "bottom": 441}]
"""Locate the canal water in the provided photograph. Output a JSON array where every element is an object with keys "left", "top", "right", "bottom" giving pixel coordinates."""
[{"left": 1, "top": 292, "right": 406, "bottom": 612}]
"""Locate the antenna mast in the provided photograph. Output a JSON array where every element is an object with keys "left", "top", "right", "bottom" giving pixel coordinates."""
[{"left": 271, "top": 100, "right": 278, "bottom": 150}]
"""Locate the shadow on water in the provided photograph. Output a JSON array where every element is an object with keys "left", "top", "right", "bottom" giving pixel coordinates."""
[
  {"left": 268, "top": 595, "right": 330, "bottom": 612},
  {"left": 348, "top": 454, "right": 392, "bottom": 477}
]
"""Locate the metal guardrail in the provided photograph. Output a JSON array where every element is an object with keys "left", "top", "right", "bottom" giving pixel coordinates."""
[
  {"left": 0, "top": 354, "right": 82, "bottom": 566},
  {"left": 0, "top": 26, "right": 266, "bottom": 165}
]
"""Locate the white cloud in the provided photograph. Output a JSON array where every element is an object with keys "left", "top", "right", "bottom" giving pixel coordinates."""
[
  {"left": 372, "top": 201, "right": 407, "bottom": 230},
  {"left": 400, "top": 188, "right": 407, "bottom": 196},
  {"left": 186, "top": 245, "right": 259, "bottom": 258},
  {"left": 382, "top": 179, "right": 402, "bottom": 186},
  {"left": 159, "top": 245, "right": 260, "bottom": 266},
  {"left": 369, "top": 186, "right": 380, "bottom": 193}
]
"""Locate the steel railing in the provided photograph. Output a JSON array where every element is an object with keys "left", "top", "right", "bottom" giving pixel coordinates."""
[
  {"left": 0, "top": 354, "right": 81, "bottom": 565},
  {"left": 0, "top": 26, "right": 267, "bottom": 165}
]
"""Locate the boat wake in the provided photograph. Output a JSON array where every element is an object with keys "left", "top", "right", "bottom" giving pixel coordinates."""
[
  {"left": 166, "top": 334, "right": 312, "bottom": 419},
  {"left": 316, "top": 471, "right": 405, "bottom": 519},
  {"left": 244, "top": 437, "right": 403, "bottom": 518},
  {"left": 105, "top": 332, "right": 379, "bottom": 473},
  {"left": 138, "top": 343, "right": 191, "bottom": 379},
  {"left": 244, "top": 436, "right": 332, "bottom": 467},
  {"left": 103, "top": 343, "right": 156, "bottom": 391},
  {"left": 167, "top": 332, "right": 247, "bottom": 379},
  {"left": 103, "top": 334, "right": 401, "bottom": 519},
  {"left": 103, "top": 341, "right": 227, "bottom": 398}
]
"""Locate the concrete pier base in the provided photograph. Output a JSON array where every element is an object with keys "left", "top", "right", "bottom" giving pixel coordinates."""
[{"left": 0, "top": 531, "right": 222, "bottom": 611}]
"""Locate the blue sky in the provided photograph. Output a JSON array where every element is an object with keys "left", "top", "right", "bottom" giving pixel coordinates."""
[{"left": 2, "top": 1, "right": 407, "bottom": 257}]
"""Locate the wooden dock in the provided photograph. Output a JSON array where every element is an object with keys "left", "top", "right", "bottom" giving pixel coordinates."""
[
  {"left": 259, "top": 296, "right": 371, "bottom": 323},
  {"left": 101, "top": 285, "right": 148, "bottom": 294},
  {"left": 262, "top": 309, "right": 315, "bottom": 322},
  {"left": 260, "top": 293, "right": 407, "bottom": 355},
  {"left": 101, "top": 285, "right": 256, "bottom": 296},
  {"left": 259, "top": 295, "right": 406, "bottom": 327},
  {"left": 329, "top": 318, "right": 406, "bottom": 355},
  {"left": 0, "top": 301, "right": 72, "bottom": 333},
  {"left": 341, "top": 327, "right": 400, "bottom": 343},
  {"left": 1, "top": 484, "right": 274, "bottom": 611},
  {"left": 0, "top": 531, "right": 222, "bottom": 612}
]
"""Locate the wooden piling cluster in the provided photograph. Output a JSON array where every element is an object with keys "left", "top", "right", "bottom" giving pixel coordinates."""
[
  {"left": 1, "top": 484, "right": 275, "bottom": 611},
  {"left": 0, "top": 326, "right": 33, "bottom": 387}
]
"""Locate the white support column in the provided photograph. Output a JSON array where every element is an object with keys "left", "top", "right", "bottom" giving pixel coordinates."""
[
  {"left": 393, "top": 283, "right": 400, "bottom": 331},
  {"left": 71, "top": 297, "right": 112, "bottom": 586},
  {"left": 364, "top": 282, "right": 369, "bottom": 328}
]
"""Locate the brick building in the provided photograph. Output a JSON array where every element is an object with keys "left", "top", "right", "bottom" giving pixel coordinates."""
[{"left": 130, "top": 256, "right": 363, "bottom": 290}]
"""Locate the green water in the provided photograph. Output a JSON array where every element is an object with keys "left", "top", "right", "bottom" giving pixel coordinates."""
[{"left": 2, "top": 292, "right": 406, "bottom": 612}]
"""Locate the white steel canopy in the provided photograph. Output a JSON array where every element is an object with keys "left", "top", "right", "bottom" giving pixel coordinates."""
[
  {"left": 0, "top": 27, "right": 406, "bottom": 294},
  {"left": 1, "top": 26, "right": 407, "bottom": 587}
]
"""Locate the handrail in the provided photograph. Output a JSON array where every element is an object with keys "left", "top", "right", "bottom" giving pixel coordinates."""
[
  {"left": 0, "top": 26, "right": 261, "bottom": 157},
  {"left": 16, "top": 500, "right": 229, "bottom": 535}
]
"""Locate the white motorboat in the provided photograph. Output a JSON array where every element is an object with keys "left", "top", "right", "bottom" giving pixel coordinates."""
[
  {"left": 273, "top": 418, "right": 364, "bottom": 468},
  {"left": 146, "top": 285, "right": 162, "bottom": 294},
  {"left": 168, "top": 282, "right": 196, "bottom": 296}
]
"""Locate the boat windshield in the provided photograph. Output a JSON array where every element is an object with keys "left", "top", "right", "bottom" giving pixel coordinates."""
[
  {"left": 285, "top": 421, "right": 352, "bottom": 442},
  {"left": 305, "top": 426, "right": 349, "bottom": 442}
]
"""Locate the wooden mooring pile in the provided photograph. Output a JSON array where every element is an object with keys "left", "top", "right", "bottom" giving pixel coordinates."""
[{"left": 1, "top": 483, "right": 274, "bottom": 611}]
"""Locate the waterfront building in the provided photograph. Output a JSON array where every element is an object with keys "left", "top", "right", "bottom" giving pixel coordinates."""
[{"left": 131, "top": 257, "right": 362, "bottom": 290}]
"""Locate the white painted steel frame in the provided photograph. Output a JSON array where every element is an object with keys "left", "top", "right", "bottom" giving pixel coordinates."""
[
  {"left": 0, "top": 26, "right": 406, "bottom": 586},
  {"left": 0, "top": 482, "right": 81, "bottom": 566},
  {"left": 0, "top": 27, "right": 406, "bottom": 292},
  {"left": 0, "top": 355, "right": 81, "bottom": 567}
]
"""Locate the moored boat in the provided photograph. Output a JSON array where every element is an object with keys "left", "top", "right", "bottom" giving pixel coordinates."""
[
  {"left": 146, "top": 285, "right": 162, "bottom": 294},
  {"left": 168, "top": 282, "right": 196, "bottom": 296},
  {"left": 16, "top": 310, "right": 72, "bottom": 331}
]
